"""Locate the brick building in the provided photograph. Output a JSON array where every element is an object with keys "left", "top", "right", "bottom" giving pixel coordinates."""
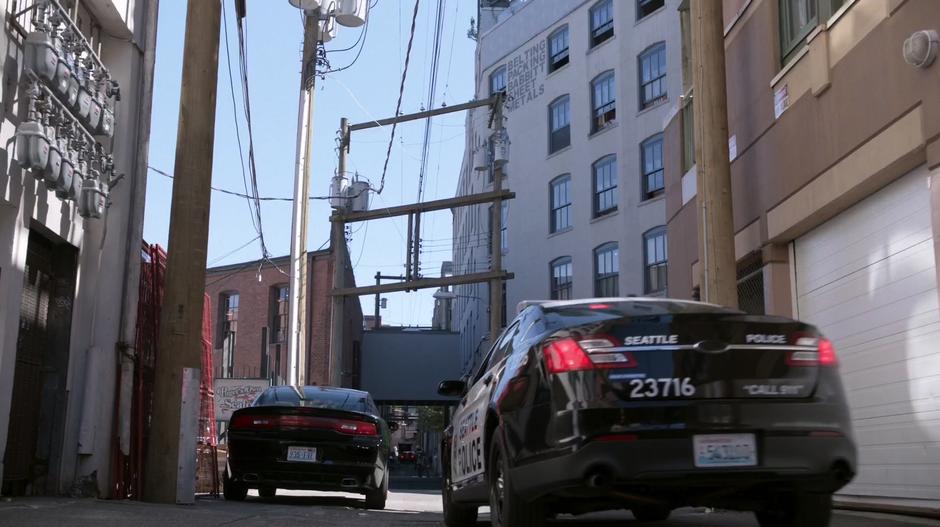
[{"left": 205, "top": 249, "right": 363, "bottom": 387}]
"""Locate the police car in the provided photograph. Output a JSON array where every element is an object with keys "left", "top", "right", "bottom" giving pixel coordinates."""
[{"left": 438, "top": 298, "right": 856, "bottom": 527}]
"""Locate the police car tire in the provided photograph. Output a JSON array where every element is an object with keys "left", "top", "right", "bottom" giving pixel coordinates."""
[
  {"left": 632, "top": 505, "right": 671, "bottom": 522},
  {"left": 488, "top": 427, "right": 545, "bottom": 527},
  {"left": 443, "top": 474, "right": 478, "bottom": 527},
  {"left": 755, "top": 493, "right": 832, "bottom": 527}
]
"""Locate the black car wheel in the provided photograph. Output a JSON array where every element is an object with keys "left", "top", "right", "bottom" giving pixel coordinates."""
[
  {"left": 489, "top": 427, "right": 545, "bottom": 527},
  {"left": 365, "top": 472, "right": 388, "bottom": 510},
  {"left": 755, "top": 493, "right": 833, "bottom": 527},
  {"left": 223, "top": 471, "right": 247, "bottom": 501},
  {"left": 258, "top": 486, "right": 276, "bottom": 498},
  {"left": 442, "top": 472, "right": 478, "bottom": 527},
  {"left": 632, "top": 505, "right": 671, "bottom": 522}
]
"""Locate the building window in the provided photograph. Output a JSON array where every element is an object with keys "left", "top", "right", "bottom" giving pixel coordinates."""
[
  {"left": 641, "top": 134, "right": 664, "bottom": 199},
  {"left": 593, "top": 155, "right": 618, "bottom": 217},
  {"left": 644, "top": 227, "right": 668, "bottom": 294},
  {"left": 550, "top": 257, "right": 573, "bottom": 300},
  {"left": 682, "top": 97, "right": 695, "bottom": 173},
  {"left": 548, "top": 26, "right": 569, "bottom": 72},
  {"left": 594, "top": 243, "right": 619, "bottom": 297},
  {"left": 490, "top": 65, "right": 507, "bottom": 95},
  {"left": 591, "top": 71, "right": 616, "bottom": 133},
  {"left": 549, "top": 95, "right": 570, "bottom": 154},
  {"left": 271, "top": 285, "right": 289, "bottom": 343},
  {"left": 590, "top": 0, "right": 614, "bottom": 47},
  {"left": 780, "top": 0, "right": 845, "bottom": 64},
  {"left": 639, "top": 42, "right": 667, "bottom": 109},
  {"left": 637, "top": 0, "right": 664, "bottom": 20},
  {"left": 550, "top": 175, "right": 572, "bottom": 233},
  {"left": 218, "top": 292, "right": 239, "bottom": 378}
]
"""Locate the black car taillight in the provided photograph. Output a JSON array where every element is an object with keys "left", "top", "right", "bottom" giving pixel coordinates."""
[
  {"left": 786, "top": 337, "right": 838, "bottom": 367},
  {"left": 230, "top": 414, "right": 378, "bottom": 436},
  {"left": 542, "top": 336, "right": 637, "bottom": 374}
]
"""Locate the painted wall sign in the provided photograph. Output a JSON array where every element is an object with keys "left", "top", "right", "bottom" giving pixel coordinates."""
[
  {"left": 504, "top": 40, "right": 547, "bottom": 112},
  {"left": 213, "top": 378, "right": 270, "bottom": 421}
]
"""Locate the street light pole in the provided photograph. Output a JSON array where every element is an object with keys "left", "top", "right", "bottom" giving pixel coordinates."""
[{"left": 287, "top": 13, "right": 320, "bottom": 386}]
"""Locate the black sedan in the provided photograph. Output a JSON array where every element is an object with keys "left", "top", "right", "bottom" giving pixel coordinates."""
[
  {"left": 438, "top": 298, "right": 857, "bottom": 527},
  {"left": 223, "top": 385, "right": 392, "bottom": 509}
]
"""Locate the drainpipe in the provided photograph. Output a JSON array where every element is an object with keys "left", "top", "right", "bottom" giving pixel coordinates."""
[{"left": 116, "top": 0, "right": 160, "bottom": 465}]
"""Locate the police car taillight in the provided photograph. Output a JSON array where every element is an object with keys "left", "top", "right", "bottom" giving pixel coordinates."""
[
  {"left": 543, "top": 336, "right": 638, "bottom": 373},
  {"left": 786, "top": 337, "right": 838, "bottom": 367}
]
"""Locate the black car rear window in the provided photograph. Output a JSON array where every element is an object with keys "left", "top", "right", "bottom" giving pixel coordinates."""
[{"left": 255, "top": 386, "right": 376, "bottom": 414}]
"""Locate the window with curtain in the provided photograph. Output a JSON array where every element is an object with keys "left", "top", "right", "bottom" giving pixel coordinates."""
[
  {"left": 639, "top": 42, "right": 667, "bottom": 109},
  {"left": 548, "top": 26, "right": 569, "bottom": 72},
  {"left": 644, "top": 227, "right": 668, "bottom": 294},
  {"left": 593, "top": 155, "right": 618, "bottom": 217},
  {"left": 594, "top": 243, "right": 620, "bottom": 297},
  {"left": 591, "top": 71, "right": 616, "bottom": 133},
  {"left": 641, "top": 134, "right": 664, "bottom": 199},
  {"left": 551, "top": 257, "right": 573, "bottom": 300},
  {"left": 590, "top": 0, "right": 614, "bottom": 47},
  {"left": 549, "top": 95, "right": 571, "bottom": 153},
  {"left": 550, "top": 175, "right": 571, "bottom": 233}
]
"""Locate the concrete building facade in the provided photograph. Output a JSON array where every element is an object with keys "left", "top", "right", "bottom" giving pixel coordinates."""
[
  {"left": 0, "top": 0, "right": 157, "bottom": 496},
  {"left": 663, "top": 0, "right": 940, "bottom": 501},
  {"left": 205, "top": 250, "right": 363, "bottom": 389},
  {"left": 452, "top": 0, "right": 683, "bottom": 374}
]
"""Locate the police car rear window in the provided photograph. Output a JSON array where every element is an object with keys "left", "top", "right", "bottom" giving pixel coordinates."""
[{"left": 543, "top": 300, "right": 737, "bottom": 325}]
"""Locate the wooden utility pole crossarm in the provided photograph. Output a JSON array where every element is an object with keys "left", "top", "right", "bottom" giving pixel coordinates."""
[
  {"left": 331, "top": 271, "right": 514, "bottom": 297},
  {"left": 144, "top": 0, "right": 221, "bottom": 504},
  {"left": 333, "top": 190, "right": 515, "bottom": 223}
]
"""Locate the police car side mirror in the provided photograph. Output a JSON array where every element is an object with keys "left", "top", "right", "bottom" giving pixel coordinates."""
[{"left": 438, "top": 379, "right": 466, "bottom": 397}]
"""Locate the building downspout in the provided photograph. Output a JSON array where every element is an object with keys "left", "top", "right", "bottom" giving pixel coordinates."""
[{"left": 116, "top": 0, "right": 160, "bottom": 465}]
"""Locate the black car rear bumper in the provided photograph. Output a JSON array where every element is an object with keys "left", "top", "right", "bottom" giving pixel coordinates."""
[
  {"left": 228, "top": 459, "right": 381, "bottom": 493},
  {"left": 510, "top": 434, "right": 856, "bottom": 503}
]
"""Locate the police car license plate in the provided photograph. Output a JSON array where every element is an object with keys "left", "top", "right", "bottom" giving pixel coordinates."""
[
  {"left": 693, "top": 434, "right": 757, "bottom": 468},
  {"left": 287, "top": 446, "right": 317, "bottom": 463}
]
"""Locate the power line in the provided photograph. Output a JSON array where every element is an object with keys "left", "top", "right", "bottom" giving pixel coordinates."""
[
  {"left": 221, "top": 0, "right": 258, "bottom": 234},
  {"left": 149, "top": 166, "right": 347, "bottom": 202},
  {"left": 376, "top": 0, "right": 421, "bottom": 195},
  {"left": 235, "top": 7, "right": 271, "bottom": 260},
  {"left": 208, "top": 235, "right": 261, "bottom": 265},
  {"left": 416, "top": 0, "right": 446, "bottom": 205}
]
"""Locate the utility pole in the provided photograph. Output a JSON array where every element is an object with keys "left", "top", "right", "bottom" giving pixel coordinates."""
[
  {"left": 144, "top": 0, "right": 221, "bottom": 504},
  {"left": 690, "top": 0, "right": 738, "bottom": 308},
  {"left": 489, "top": 98, "right": 505, "bottom": 344},
  {"left": 328, "top": 118, "right": 350, "bottom": 387},
  {"left": 287, "top": 13, "right": 319, "bottom": 386}
]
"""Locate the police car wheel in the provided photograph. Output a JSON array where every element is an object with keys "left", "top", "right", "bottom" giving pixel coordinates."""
[
  {"left": 442, "top": 472, "right": 478, "bottom": 527},
  {"left": 488, "top": 427, "right": 544, "bottom": 527}
]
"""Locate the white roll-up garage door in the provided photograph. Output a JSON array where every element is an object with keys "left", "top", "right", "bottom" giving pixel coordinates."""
[{"left": 794, "top": 166, "right": 940, "bottom": 500}]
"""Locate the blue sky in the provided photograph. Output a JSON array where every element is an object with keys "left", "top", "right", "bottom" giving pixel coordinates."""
[{"left": 143, "top": 0, "right": 476, "bottom": 326}]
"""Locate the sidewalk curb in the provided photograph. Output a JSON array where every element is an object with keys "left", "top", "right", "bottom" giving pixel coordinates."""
[{"left": 834, "top": 499, "right": 940, "bottom": 520}]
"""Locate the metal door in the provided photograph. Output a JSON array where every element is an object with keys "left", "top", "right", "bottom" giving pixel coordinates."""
[{"left": 3, "top": 230, "right": 76, "bottom": 495}]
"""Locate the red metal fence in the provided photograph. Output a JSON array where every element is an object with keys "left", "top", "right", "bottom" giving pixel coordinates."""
[{"left": 113, "top": 243, "right": 218, "bottom": 499}]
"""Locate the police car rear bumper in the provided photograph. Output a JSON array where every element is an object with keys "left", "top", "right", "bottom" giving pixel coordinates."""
[{"left": 509, "top": 433, "right": 856, "bottom": 502}]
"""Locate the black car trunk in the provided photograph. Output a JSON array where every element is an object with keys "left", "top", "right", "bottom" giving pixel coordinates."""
[{"left": 228, "top": 406, "right": 380, "bottom": 467}]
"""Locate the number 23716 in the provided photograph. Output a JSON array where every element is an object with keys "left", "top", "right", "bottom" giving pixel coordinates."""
[{"left": 628, "top": 377, "right": 696, "bottom": 398}]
